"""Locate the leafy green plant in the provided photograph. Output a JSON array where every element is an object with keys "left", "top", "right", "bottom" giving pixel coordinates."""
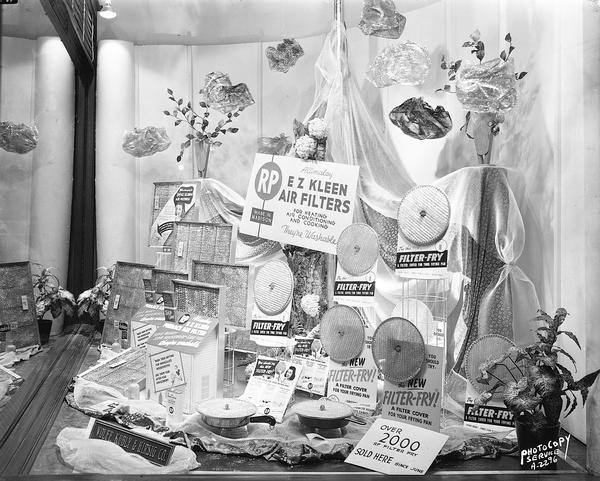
[
  {"left": 474, "top": 308, "right": 600, "bottom": 430},
  {"left": 76, "top": 266, "right": 113, "bottom": 324},
  {"left": 32, "top": 265, "right": 75, "bottom": 321},
  {"left": 163, "top": 88, "right": 242, "bottom": 165}
]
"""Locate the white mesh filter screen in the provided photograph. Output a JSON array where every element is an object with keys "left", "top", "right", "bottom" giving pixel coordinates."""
[
  {"left": 320, "top": 305, "right": 365, "bottom": 362},
  {"left": 337, "top": 223, "right": 379, "bottom": 276},
  {"left": 397, "top": 185, "right": 450, "bottom": 246},
  {"left": 372, "top": 317, "right": 426, "bottom": 384}
]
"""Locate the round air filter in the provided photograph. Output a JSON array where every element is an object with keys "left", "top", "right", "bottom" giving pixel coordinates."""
[
  {"left": 465, "top": 334, "right": 521, "bottom": 400},
  {"left": 336, "top": 223, "right": 380, "bottom": 276},
  {"left": 320, "top": 305, "right": 365, "bottom": 362},
  {"left": 372, "top": 317, "right": 426, "bottom": 383},
  {"left": 254, "top": 259, "right": 294, "bottom": 316},
  {"left": 397, "top": 185, "right": 450, "bottom": 246}
]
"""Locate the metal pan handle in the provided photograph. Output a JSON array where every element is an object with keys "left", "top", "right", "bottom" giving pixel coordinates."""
[
  {"left": 248, "top": 415, "right": 277, "bottom": 427},
  {"left": 347, "top": 415, "right": 367, "bottom": 426}
]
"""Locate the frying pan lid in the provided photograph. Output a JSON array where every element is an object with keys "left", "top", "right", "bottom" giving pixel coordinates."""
[
  {"left": 294, "top": 399, "right": 353, "bottom": 420},
  {"left": 196, "top": 397, "right": 256, "bottom": 419},
  {"left": 254, "top": 259, "right": 294, "bottom": 316},
  {"left": 336, "top": 223, "right": 379, "bottom": 276},
  {"left": 320, "top": 304, "right": 365, "bottom": 363},
  {"left": 397, "top": 185, "right": 450, "bottom": 246}
]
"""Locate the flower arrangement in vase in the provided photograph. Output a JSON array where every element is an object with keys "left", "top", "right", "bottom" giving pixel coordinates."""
[
  {"left": 437, "top": 30, "right": 528, "bottom": 163},
  {"left": 164, "top": 88, "right": 243, "bottom": 178},
  {"left": 474, "top": 308, "right": 600, "bottom": 469},
  {"left": 292, "top": 118, "right": 328, "bottom": 161}
]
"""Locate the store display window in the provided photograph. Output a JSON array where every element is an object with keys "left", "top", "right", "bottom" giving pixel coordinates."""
[{"left": 1, "top": 0, "right": 599, "bottom": 479}]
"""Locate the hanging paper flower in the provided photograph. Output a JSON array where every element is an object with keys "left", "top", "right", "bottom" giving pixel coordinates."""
[
  {"left": 307, "top": 118, "right": 328, "bottom": 140},
  {"left": 0, "top": 121, "right": 38, "bottom": 154},
  {"left": 294, "top": 135, "right": 317, "bottom": 160},
  {"left": 300, "top": 293, "right": 320, "bottom": 318},
  {"left": 122, "top": 126, "right": 171, "bottom": 157}
]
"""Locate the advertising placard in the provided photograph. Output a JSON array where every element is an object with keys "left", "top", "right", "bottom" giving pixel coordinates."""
[
  {"left": 240, "top": 154, "right": 359, "bottom": 255},
  {"left": 327, "top": 314, "right": 378, "bottom": 417},
  {"left": 240, "top": 356, "right": 303, "bottom": 422},
  {"left": 381, "top": 345, "right": 444, "bottom": 432},
  {"left": 344, "top": 418, "right": 448, "bottom": 475},
  {"left": 149, "top": 182, "right": 198, "bottom": 247}
]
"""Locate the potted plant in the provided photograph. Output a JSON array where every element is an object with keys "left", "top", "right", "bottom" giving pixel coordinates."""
[
  {"left": 474, "top": 307, "right": 600, "bottom": 470},
  {"left": 76, "top": 266, "right": 113, "bottom": 331},
  {"left": 32, "top": 265, "right": 76, "bottom": 342},
  {"left": 163, "top": 88, "right": 244, "bottom": 178}
]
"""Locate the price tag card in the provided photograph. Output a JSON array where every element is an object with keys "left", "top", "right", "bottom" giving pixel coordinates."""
[{"left": 345, "top": 418, "right": 448, "bottom": 475}]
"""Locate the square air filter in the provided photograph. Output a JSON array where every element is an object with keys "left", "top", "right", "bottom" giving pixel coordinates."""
[
  {"left": 171, "top": 221, "right": 235, "bottom": 273},
  {"left": 191, "top": 261, "right": 252, "bottom": 329},
  {"left": 0, "top": 261, "right": 39, "bottom": 351},
  {"left": 102, "top": 261, "right": 154, "bottom": 345}
]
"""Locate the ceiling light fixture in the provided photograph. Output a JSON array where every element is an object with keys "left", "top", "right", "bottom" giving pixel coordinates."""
[{"left": 99, "top": 0, "right": 117, "bottom": 19}]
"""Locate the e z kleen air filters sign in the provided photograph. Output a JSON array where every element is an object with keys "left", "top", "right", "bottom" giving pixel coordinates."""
[{"left": 240, "top": 154, "right": 359, "bottom": 255}]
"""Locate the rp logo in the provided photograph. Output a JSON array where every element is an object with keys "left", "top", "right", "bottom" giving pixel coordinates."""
[{"left": 254, "top": 161, "right": 282, "bottom": 201}]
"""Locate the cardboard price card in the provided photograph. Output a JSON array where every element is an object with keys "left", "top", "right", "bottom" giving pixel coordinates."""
[
  {"left": 345, "top": 418, "right": 448, "bottom": 475},
  {"left": 240, "top": 154, "right": 359, "bottom": 255}
]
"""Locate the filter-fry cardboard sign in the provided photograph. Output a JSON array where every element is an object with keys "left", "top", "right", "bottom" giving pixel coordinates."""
[
  {"left": 240, "top": 154, "right": 359, "bottom": 255},
  {"left": 381, "top": 345, "right": 444, "bottom": 432}
]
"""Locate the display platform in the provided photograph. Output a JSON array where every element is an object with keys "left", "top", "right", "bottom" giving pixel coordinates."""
[{"left": 6, "top": 331, "right": 583, "bottom": 479}]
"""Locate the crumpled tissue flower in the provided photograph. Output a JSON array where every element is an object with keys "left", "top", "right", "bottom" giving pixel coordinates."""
[
  {"left": 366, "top": 41, "right": 431, "bottom": 88},
  {"left": 359, "top": 0, "right": 406, "bottom": 39},
  {"left": 389, "top": 97, "right": 452, "bottom": 140},
  {"left": 307, "top": 118, "right": 327, "bottom": 140},
  {"left": 266, "top": 39, "right": 304, "bottom": 73},
  {"left": 300, "top": 294, "right": 321, "bottom": 318},
  {"left": 294, "top": 135, "right": 317, "bottom": 160},
  {"left": 456, "top": 57, "right": 517, "bottom": 113},
  {"left": 257, "top": 133, "right": 292, "bottom": 156},
  {"left": 122, "top": 126, "right": 171, "bottom": 157},
  {"left": 0, "top": 121, "right": 38, "bottom": 154},
  {"left": 201, "top": 71, "right": 255, "bottom": 114}
]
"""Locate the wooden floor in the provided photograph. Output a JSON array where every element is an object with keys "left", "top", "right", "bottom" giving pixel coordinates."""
[{"left": 0, "top": 327, "right": 595, "bottom": 480}]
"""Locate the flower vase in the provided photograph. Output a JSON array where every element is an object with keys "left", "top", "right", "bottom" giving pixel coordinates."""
[
  {"left": 516, "top": 419, "right": 561, "bottom": 470},
  {"left": 193, "top": 140, "right": 211, "bottom": 179},
  {"left": 472, "top": 113, "right": 495, "bottom": 164},
  {"left": 37, "top": 318, "right": 52, "bottom": 344}
]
